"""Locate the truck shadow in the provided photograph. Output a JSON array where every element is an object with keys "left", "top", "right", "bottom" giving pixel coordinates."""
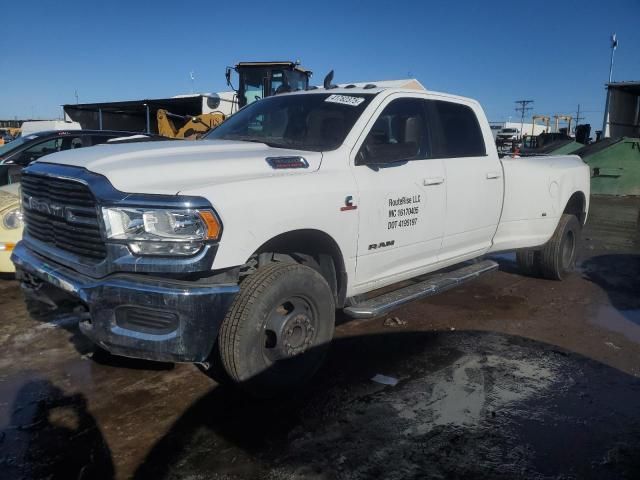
[
  {"left": 582, "top": 254, "right": 640, "bottom": 326},
  {"left": 486, "top": 252, "right": 519, "bottom": 274},
  {"left": 132, "top": 330, "right": 640, "bottom": 480},
  {"left": 0, "top": 379, "right": 114, "bottom": 480}
]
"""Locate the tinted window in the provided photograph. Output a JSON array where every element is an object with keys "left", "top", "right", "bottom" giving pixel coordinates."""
[
  {"left": 54, "top": 136, "right": 85, "bottom": 151},
  {"left": 20, "top": 138, "right": 63, "bottom": 162},
  {"left": 241, "top": 69, "right": 265, "bottom": 106},
  {"left": 0, "top": 135, "right": 31, "bottom": 157},
  {"left": 14, "top": 135, "right": 87, "bottom": 164},
  {"left": 270, "top": 71, "right": 308, "bottom": 95},
  {"left": 269, "top": 70, "right": 286, "bottom": 96},
  {"left": 90, "top": 135, "right": 119, "bottom": 146},
  {"left": 205, "top": 93, "right": 374, "bottom": 151},
  {"left": 431, "top": 101, "right": 486, "bottom": 157},
  {"left": 357, "top": 98, "right": 430, "bottom": 165}
]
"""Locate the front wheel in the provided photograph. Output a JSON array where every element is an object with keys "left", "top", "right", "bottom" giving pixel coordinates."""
[{"left": 218, "top": 262, "right": 335, "bottom": 396}]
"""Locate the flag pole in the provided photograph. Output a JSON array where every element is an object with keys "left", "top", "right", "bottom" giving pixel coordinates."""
[
  {"left": 602, "top": 33, "right": 618, "bottom": 138},
  {"left": 608, "top": 33, "right": 617, "bottom": 84}
]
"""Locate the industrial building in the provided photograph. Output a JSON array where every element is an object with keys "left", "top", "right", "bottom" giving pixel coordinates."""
[{"left": 602, "top": 81, "right": 640, "bottom": 138}]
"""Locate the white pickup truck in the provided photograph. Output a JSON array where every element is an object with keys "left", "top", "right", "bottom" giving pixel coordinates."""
[{"left": 13, "top": 84, "right": 590, "bottom": 393}]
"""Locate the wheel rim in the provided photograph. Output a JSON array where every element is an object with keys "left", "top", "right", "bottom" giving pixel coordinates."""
[
  {"left": 262, "top": 295, "right": 317, "bottom": 364},
  {"left": 561, "top": 229, "right": 576, "bottom": 270}
]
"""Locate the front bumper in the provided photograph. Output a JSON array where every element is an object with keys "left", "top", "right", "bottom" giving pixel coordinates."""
[{"left": 12, "top": 242, "right": 239, "bottom": 363}]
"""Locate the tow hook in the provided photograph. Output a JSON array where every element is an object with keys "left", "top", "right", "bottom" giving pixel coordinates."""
[{"left": 19, "top": 272, "right": 57, "bottom": 309}]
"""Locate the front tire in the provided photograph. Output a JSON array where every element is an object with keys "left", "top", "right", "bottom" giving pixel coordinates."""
[{"left": 218, "top": 262, "right": 335, "bottom": 395}]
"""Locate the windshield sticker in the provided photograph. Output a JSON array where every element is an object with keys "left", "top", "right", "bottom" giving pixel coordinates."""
[{"left": 325, "top": 94, "right": 366, "bottom": 107}]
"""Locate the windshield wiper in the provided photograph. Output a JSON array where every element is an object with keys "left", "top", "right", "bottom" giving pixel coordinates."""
[
  {"left": 222, "top": 135, "right": 286, "bottom": 148},
  {"left": 219, "top": 135, "right": 293, "bottom": 149},
  {"left": 221, "top": 135, "right": 269, "bottom": 144},
  {"left": 216, "top": 135, "right": 326, "bottom": 151},
  {"left": 256, "top": 137, "right": 328, "bottom": 151}
]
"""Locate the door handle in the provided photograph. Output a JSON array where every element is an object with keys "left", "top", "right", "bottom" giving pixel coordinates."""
[
  {"left": 424, "top": 176, "right": 445, "bottom": 186},
  {"left": 486, "top": 172, "right": 501, "bottom": 179}
]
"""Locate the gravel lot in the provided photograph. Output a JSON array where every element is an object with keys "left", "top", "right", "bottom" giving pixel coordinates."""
[{"left": 1, "top": 196, "right": 639, "bottom": 480}]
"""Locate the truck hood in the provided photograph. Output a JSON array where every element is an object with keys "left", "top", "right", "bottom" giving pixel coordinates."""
[{"left": 37, "top": 139, "right": 323, "bottom": 195}]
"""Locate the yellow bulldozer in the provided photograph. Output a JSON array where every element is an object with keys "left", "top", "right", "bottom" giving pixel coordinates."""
[
  {"left": 157, "top": 61, "right": 312, "bottom": 140},
  {"left": 156, "top": 109, "right": 225, "bottom": 140},
  {"left": 0, "top": 127, "right": 21, "bottom": 145}
]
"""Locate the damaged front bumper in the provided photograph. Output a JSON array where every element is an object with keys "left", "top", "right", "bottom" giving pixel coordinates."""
[{"left": 12, "top": 242, "right": 239, "bottom": 363}]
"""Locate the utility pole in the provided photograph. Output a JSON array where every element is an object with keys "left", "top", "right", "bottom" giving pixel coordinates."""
[
  {"left": 74, "top": 90, "right": 79, "bottom": 104},
  {"left": 574, "top": 104, "right": 584, "bottom": 133},
  {"left": 515, "top": 99, "right": 534, "bottom": 139}
]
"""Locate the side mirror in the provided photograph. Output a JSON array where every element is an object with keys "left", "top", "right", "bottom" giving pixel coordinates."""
[
  {"left": 225, "top": 67, "right": 232, "bottom": 87},
  {"left": 359, "top": 142, "right": 417, "bottom": 166}
]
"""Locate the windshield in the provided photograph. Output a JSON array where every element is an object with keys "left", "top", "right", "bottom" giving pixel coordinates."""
[
  {"left": 0, "top": 135, "right": 33, "bottom": 157},
  {"left": 204, "top": 93, "right": 375, "bottom": 151},
  {"left": 241, "top": 69, "right": 265, "bottom": 106}
]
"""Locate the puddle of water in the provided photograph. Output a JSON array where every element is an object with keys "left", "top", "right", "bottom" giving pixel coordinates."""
[
  {"left": 390, "top": 351, "right": 557, "bottom": 433},
  {"left": 590, "top": 305, "right": 640, "bottom": 343}
]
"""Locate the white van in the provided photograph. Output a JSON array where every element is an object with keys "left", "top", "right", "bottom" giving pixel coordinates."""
[{"left": 20, "top": 121, "right": 81, "bottom": 136}]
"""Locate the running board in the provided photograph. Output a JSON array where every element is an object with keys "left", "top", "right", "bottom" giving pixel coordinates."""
[{"left": 343, "top": 260, "right": 498, "bottom": 319}]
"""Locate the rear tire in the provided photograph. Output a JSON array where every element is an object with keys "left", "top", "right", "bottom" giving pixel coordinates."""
[
  {"left": 218, "top": 262, "right": 335, "bottom": 396},
  {"left": 517, "top": 214, "right": 581, "bottom": 281},
  {"left": 539, "top": 214, "right": 581, "bottom": 280},
  {"left": 515, "top": 249, "right": 541, "bottom": 277}
]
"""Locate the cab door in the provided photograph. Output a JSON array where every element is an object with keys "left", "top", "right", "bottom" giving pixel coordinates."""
[
  {"left": 351, "top": 95, "right": 446, "bottom": 289},
  {"left": 428, "top": 99, "right": 503, "bottom": 261}
]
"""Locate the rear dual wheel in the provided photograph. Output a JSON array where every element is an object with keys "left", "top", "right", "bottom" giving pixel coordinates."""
[
  {"left": 516, "top": 213, "right": 581, "bottom": 280},
  {"left": 218, "top": 262, "right": 335, "bottom": 396}
]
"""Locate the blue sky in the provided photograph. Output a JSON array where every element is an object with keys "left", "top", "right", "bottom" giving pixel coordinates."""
[{"left": 1, "top": 0, "right": 638, "bottom": 130}]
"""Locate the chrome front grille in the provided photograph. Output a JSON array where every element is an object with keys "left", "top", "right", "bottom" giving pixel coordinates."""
[{"left": 21, "top": 173, "right": 106, "bottom": 260}]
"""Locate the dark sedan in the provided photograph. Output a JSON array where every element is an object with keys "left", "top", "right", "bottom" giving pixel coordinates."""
[{"left": 0, "top": 130, "right": 168, "bottom": 186}]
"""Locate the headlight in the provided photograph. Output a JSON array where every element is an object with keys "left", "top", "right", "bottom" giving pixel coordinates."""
[
  {"left": 102, "top": 207, "right": 221, "bottom": 256},
  {"left": 2, "top": 208, "right": 23, "bottom": 229}
]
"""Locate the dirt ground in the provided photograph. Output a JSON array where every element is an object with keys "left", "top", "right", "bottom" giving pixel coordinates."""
[{"left": 1, "top": 196, "right": 639, "bottom": 480}]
